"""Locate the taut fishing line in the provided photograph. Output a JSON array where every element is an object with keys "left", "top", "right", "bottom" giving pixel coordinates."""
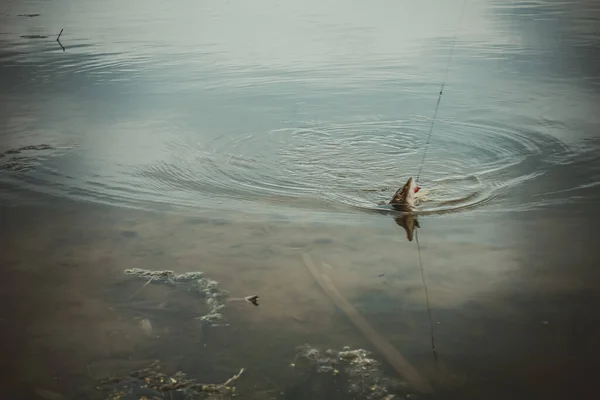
[{"left": 414, "top": 0, "right": 467, "bottom": 365}]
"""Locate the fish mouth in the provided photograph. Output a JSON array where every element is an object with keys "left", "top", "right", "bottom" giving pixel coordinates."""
[
  {"left": 407, "top": 177, "right": 420, "bottom": 193},
  {"left": 408, "top": 179, "right": 422, "bottom": 199}
]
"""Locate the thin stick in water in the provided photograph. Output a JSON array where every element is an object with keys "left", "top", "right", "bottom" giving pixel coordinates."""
[
  {"left": 222, "top": 368, "right": 245, "bottom": 387},
  {"left": 128, "top": 277, "right": 154, "bottom": 300},
  {"left": 56, "top": 29, "right": 65, "bottom": 51},
  {"left": 302, "top": 253, "right": 433, "bottom": 394}
]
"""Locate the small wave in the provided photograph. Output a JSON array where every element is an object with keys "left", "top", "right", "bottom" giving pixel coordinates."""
[
  {"left": 193, "top": 117, "right": 571, "bottom": 215},
  {"left": 1, "top": 115, "right": 591, "bottom": 219}
]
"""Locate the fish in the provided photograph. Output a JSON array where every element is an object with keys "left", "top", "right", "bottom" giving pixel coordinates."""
[
  {"left": 377, "top": 177, "right": 421, "bottom": 241},
  {"left": 388, "top": 177, "right": 420, "bottom": 212}
]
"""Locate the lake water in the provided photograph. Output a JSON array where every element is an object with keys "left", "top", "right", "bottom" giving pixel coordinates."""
[{"left": 1, "top": 0, "right": 599, "bottom": 399}]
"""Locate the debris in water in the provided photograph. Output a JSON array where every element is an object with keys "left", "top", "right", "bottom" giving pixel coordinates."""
[
  {"left": 0, "top": 144, "right": 53, "bottom": 158},
  {"left": 301, "top": 253, "right": 432, "bottom": 393},
  {"left": 123, "top": 268, "right": 229, "bottom": 325},
  {"left": 293, "top": 344, "right": 408, "bottom": 400},
  {"left": 96, "top": 360, "right": 245, "bottom": 399},
  {"left": 139, "top": 318, "right": 153, "bottom": 336},
  {"left": 0, "top": 144, "right": 55, "bottom": 172},
  {"left": 244, "top": 295, "right": 259, "bottom": 306}
]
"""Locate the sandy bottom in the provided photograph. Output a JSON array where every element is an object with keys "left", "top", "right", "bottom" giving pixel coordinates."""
[{"left": 1, "top": 201, "right": 599, "bottom": 399}]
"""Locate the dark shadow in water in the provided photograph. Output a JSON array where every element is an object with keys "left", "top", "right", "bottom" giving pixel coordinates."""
[
  {"left": 427, "top": 289, "right": 600, "bottom": 400},
  {"left": 20, "top": 34, "right": 48, "bottom": 39}
]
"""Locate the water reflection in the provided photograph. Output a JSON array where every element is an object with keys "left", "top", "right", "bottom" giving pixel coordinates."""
[
  {"left": 2, "top": 193, "right": 599, "bottom": 399},
  {"left": 394, "top": 213, "right": 421, "bottom": 242},
  {"left": 1, "top": 0, "right": 598, "bottom": 217},
  {"left": 1, "top": 0, "right": 599, "bottom": 399}
]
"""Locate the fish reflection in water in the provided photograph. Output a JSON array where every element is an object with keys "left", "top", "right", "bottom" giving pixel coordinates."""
[
  {"left": 394, "top": 213, "right": 421, "bottom": 242},
  {"left": 371, "top": 202, "right": 422, "bottom": 242},
  {"left": 376, "top": 177, "right": 422, "bottom": 242},
  {"left": 371, "top": 206, "right": 422, "bottom": 242},
  {"left": 369, "top": 209, "right": 421, "bottom": 242}
]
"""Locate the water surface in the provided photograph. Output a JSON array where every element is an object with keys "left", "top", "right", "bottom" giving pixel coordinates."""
[{"left": 1, "top": 0, "right": 599, "bottom": 399}]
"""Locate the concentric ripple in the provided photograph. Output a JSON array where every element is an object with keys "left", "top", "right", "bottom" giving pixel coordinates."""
[
  {"left": 2, "top": 112, "right": 593, "bottom": 221},
  {"left": 129, "top": 117, "right": 587, "bottom": 216},
  {"left": 2, "top": 0, "right": 599, "bottom": 224},
  {"left": 187, "top": 116, "right": 580, "bottom": 216}
]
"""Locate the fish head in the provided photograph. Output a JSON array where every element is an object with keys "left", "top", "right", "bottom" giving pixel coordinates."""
[
  {"left": 390, "top": 177, "right": 419, "bottom": 210},
  {"left": 408, "top": 176, "right": 417, "bottom": 193},
  {"left": 403, "top": 177, "right": 417, "bottom": 207}
]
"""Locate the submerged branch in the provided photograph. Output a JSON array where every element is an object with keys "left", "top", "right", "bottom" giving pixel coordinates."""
[
  {"left": 301, "top": 252, "right": 433, "bottom": 394},
  {"left": 99, "top": 361, "right": 245, "bottom": 395},
  {"left": 128, "top": 276, "right": 154, "bottom": 300},
  {"left": 222, "top": 368, "right": 245, "bottom": 387}
]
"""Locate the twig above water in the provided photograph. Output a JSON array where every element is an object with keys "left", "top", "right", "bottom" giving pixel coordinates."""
[
  {"left": 222, "top": 368, "right": 245, "bottom": 387},
  {"left": 244, "top": 295, "right": 259, "bottom": 306},
  {"left": 227, "top": 295, "right": 260, "bottom": 306},
  {"left": 56, "top": 28, "right": 65, "bottom": 51}
]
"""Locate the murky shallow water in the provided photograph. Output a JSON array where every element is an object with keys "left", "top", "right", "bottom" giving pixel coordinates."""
[
  {"left": 2, "top": 203, "right": 599, "bottom": 399},
  {"left": 1, "top": 0, "right": 600, "bottom": 399}
]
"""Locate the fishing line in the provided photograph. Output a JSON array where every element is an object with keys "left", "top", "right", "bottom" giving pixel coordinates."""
[
  {"left": 415, "top": 0, "right": 468, "bottom": 184},
  {"left": 414, "top": 0, "right": 467, "bottom": 366},
  {"left": 415, "top": 229, "right": 438, "bottom": 363}
]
